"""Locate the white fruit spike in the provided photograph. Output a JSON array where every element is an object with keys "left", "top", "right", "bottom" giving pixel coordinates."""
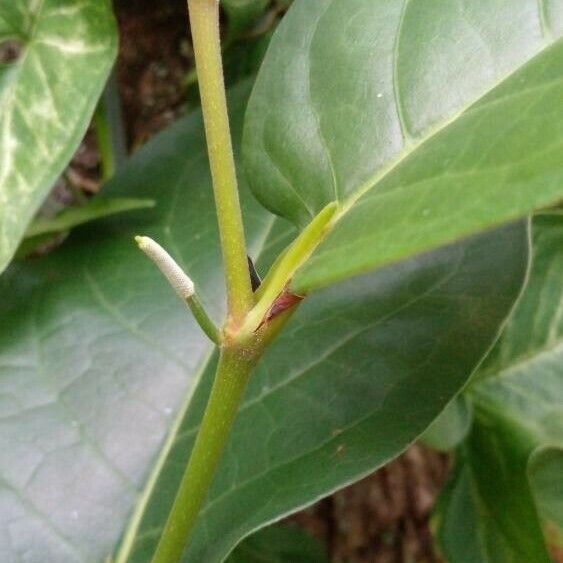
[{"left": 135, "top": 236, "right": 195, "bottom": 300}]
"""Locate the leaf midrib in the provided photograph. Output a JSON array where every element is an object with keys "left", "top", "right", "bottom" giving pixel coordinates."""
[{"left": 338, "top": 37, "right": 562, "bottom": 217}]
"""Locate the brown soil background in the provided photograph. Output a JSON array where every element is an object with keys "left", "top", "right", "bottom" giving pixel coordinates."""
[{"left": 70, "top": 1, "right": 452, "bottom": 560}]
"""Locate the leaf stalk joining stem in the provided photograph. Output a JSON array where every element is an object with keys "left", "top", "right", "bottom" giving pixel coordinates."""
[{"left": 150, "top": 303, "right": 294, "bottom": 563}]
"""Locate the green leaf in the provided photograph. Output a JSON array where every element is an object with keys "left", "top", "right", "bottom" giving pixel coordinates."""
[
  {"left": 0, "top": 0, "right": 118, "bottom": 274},
  {"left": 471, "top": 214, "right": 563, "bottom": 444},
  {"left": 0, "top": 83, "right": 528, "bottom": 563},
  {"left": 243, "top": 0, "right": 563, "bottom": 292},
  {"left": 420, "top": 395, "right": 473, "bottom": 452},
  {"left": 468, "top": 411, "right": 551, "bottom": 561},
  {"left": 435, "top": 212, "right": 563, "bottom": 560},
  {"left": 25, "top": 198, "right": 156, "bottom": 238},
  {"left": 434, "top": 453, "right": 524, "bottom": 563},
  {"left": 529, "top": 446, "right": 563, "bottom": 539},
  {"left": 435, "top": 416, "right": 551, "bottom": 563},
  {"left": 226, "top": 524, "right": 328, "bottom": 563},
  {"left": 125, "top": 242, "right": 529, "bottom": 561}
]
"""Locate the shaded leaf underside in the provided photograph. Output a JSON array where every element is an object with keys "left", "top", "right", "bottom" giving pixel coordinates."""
[{"left": 0, "top": 84, "right": 529, "bottom": 563}]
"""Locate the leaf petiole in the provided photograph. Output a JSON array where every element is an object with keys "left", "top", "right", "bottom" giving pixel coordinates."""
[
  {"left": 237, "top": 201, "right": 338, "bottom": 339},
  {"left": 186, "top": 293, "right": 221, "bottom": 345}
]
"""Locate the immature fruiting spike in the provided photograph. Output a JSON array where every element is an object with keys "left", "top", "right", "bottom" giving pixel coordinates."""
[
  {"left": 135, "top": 236, "right": 220, "bottom": 345},
  {"left": 135, "top": 236, "right": 195, "bottom": 300}
]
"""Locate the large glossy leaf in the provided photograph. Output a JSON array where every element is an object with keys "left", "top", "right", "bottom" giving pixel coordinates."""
[
  {"left": 243, "top": 0, "right": 563, "bottom": 292},
  {"left": 435, "top": 212, "right": 563, "bottom": 561},
  {"left": 0, "top": 0, "right": 118, "bottom": 274},
  {"left": 0, "top": 84, "right": 528, "bottom": 563}
]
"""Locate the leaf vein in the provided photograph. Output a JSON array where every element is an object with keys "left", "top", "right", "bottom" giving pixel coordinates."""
[{"left": 392, "top": 0, "right": 412, "bottom": 143}]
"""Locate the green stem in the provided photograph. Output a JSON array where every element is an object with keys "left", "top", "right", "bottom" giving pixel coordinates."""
[
  {"left": 94, "top": 70, "right": 127, "bottom": 182},
  {"left": 188, "top": 0, "right": 253, "bottom": 324},
  {"left": 151, "top": 311, "right": 297, "bottom": 563},
  {"left": 149, "top": 3, "right": 303, "bottom": 561},
  {"left": 151, "top": 345, "right": 258, "bottom": 563}
]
